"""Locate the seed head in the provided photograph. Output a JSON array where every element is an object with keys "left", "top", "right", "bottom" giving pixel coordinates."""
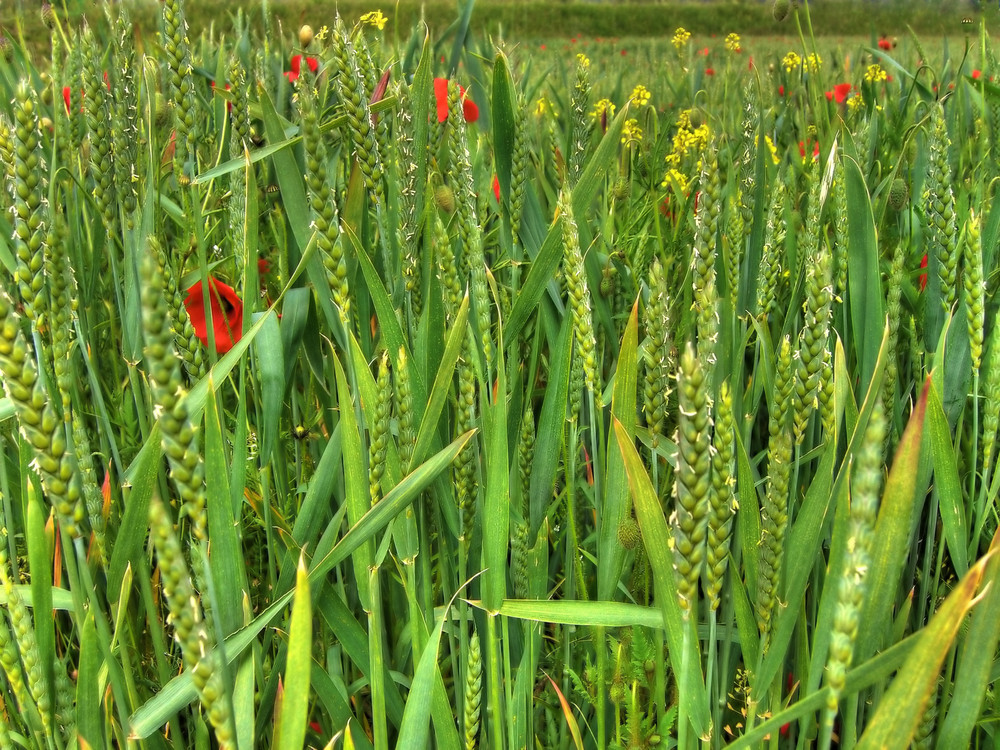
[
  {"left": 617, "top": 517, "right": 641, "bottom": 550},
  {"left": 888, "top": 177, "right": 909, "bottom": 212}
]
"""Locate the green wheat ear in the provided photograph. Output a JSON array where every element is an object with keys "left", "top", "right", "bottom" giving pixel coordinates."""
[
  {"left": 672, "top": 343, "right": 711, "bottom": 617},
  {"left": 924, "top": 103, "right": 958, "bottom": 312}
]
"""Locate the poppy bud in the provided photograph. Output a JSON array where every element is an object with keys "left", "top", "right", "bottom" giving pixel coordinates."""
[
  {"left": 299, "top": 24, "right": 314, "bottom": 47},
  {"left": 617, "top": 517, "right": 640, "bottom": 549},
  {"left": 772, "top": 0, "right": 792, "bottom": 21},
  {"left": 434, "top": 185, "right": 455, "bottom": 213},
  {"left": 888, "top": 178, "right": 909, "bottom": 211},
  {"left": 688, "top": 108, "right": 705, "bottom": 129},
  {"left": 41, "top": 3, "right": 56, "bottom": 28}
]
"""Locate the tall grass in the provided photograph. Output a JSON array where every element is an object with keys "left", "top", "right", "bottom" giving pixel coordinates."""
[{"left": 0, "top": 0, "right": 998, "bottom": 748}]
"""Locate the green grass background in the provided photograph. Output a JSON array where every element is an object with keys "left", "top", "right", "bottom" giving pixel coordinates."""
[{"left": 3, "top": 0, "right": 990, "bottom": 55}]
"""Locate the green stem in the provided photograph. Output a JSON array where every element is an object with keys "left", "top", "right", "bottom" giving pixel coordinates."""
[
  {"left": 369, "top": 565, "right": 388, "bottom": 750},
  {"left": 486, "top": 613, "right": 504, "bottom": 750}
]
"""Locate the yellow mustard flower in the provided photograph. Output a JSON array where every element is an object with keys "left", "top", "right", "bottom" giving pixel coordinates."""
[
  {"left": 846, "top": 93, "right": 864, "bottom": 112},
  {"left": 782, "top": 51, "right": 801, "bottom": 73},
  {"left": 804, "top": 52, "right": 822, "bottom": 73},
  {"left": 577, "top": 53, "right": 590, "bottom": 68},
  {"left": 661, "top": 167, "right": 691, "bottom": 192},
  {"left": 864, "top": 63, "right": 887, "bottom": 83},
  {"left": 590, "top": 98, "right": 616, "bottom": 121},
  {"left": 725, "top": 33, "right": 741, "bottom": 52},
  {"left": 672, "top": 28, "right": 691, "bottom": 50},
  {"left": 360, "top": 10, "right": 388, "bottom": 30},
  {"left": 534, "top": 96, "right": 554, "bottom": 117},
  {"left": 630, "top": 84, "right": 651, "bottom": 107},
  {"left": 756, "top": 134, "right": 780, "bottom": 165},
  {"left": 621, "top": 118, "right": 643, "bottom": 146}
]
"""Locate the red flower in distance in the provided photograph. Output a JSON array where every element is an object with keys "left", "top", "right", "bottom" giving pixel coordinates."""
[
  {"left": 778, "top": 84, "right": 785, "bottom": 96},
  {"left": 433, "top": 78, "right": 479, "bottom": 123},
  {"left": 973, "top": 69, "right": 982, "bottom": 80},
  {"left": 878, "top": 37, "right": 892, "bottom": 51},
  {"left": 705, "top": 67, "right": 715, "bottom": 76},
  {"left": 826, "top": 83, "right": 853, "bottom": 103},
  {"left": 284, "top": 54, "right": 319, "bottom": 83},
  {"left": 799, "top": 139, "right": 820, "bottom": 160},
  {"left": 919, "top": 253, "right": 928, "bottom": 292},
  {"left": 184, "top": 277, "right": 244, "bottom": 354}
]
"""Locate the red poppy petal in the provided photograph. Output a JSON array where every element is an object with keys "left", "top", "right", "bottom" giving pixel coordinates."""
[
  {"left": 492, "top": 174, "right": 500, "bottom": 202},
  {"left": 290, "top": 54, "right": 302, "bottom": 74},
  {"left": 462, "top": 97, "right": 479, "bottom": 123},
  {"left": 306, "top": 56, "right": 319, "bottom": 73},
  {"left": 62, "top": 86, "right": 71, "bottom": 115},
  {"left": 184, "top": 277, "right": 245, "bottom": 354},
  {"left": 433, "top": 78, "right": 449, "bottom": 123},
  {"left": 834, "top": 82, "right": 852, "bottom": 103}
]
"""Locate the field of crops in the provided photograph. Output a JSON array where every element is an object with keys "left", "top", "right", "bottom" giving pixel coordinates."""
[{"left": 0, "top": 0, "right": 999, "bottom": 747}]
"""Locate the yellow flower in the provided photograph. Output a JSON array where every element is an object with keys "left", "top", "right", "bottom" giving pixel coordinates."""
[
  {"left": 360, "top": 10, "right": 388, "bottom": 30},
  {"left": 782, "top": 51, "right": 801, "bottom": 73},
  {"left": 534, "top": 96, "right": 554, "bottom": 117},
  {"left": 577, "top": 53, "right": 590, "bottom": 68},
  {"left": 590, "top": 98, "right": 616, "bottom": 121},
  {"left": 672, "top": 27, "right": 691, "bottom": 50},
  {"left": 805, "top": 52, "right": 822, "bottom": 72},
  {"left": 725, "top": 33, "right": 741, "bottom": 52},
  {"left": 756, "top": 134, "right": 779, "bottom": 165},
  {"left": 864, "top": 63, "right": 887, "bottom": 83},
  {"left": 629, "top": 84, "right": 651, "bottom": 107},
  {"left": 621, "top": 118, "right": 643, "bottom": 146},
  {"left": 846, "top": 93, "right": 864, "bottom": 112},
  {"left": 661, "top": 167, "right": 691, "bottom": 192}
]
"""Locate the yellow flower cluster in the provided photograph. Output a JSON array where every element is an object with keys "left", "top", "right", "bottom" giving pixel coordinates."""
[
  {"left": 864, "top": 63, "right": 887, "bottom": 83},
  {"left": 673, "top": 27, "right": 691, "bottom": 50},
  {"left": 630, "top": 84, "right": 651, "bottom": 107},
  {"left": 360, "top": 10, "right": 388, "bottom": 30},
  {"left": 590, "top": 98, "right": 616, "bottom": 121},
  {"left": 725, "top": 33, "right": 741, "bottom": 52},
  {"left": 535, "top": 96, "right": 556, "bottom": 117},
  {"left": 662, "top": 167, "right": 692, "bottom": 193},
  {"left": 756, "top": 134, "right": 780, "bottom": 165},
  {"left": 621, "top": 118, "right": 643, "bottom": 146},
  {"left": 847, "top": 94, "right": 864, "bottom": 112},
  {"left": 661, "top": 109, "right": 710, "bottom": 188},
  {"left": 782, "top": 51, "right": 801, "bottom": 73},
  {"left": 804, "top": 52, "right": 822, "bottom": 72},
  {"left": 577, "top": 53, "right": 591, "bottom": 68}
]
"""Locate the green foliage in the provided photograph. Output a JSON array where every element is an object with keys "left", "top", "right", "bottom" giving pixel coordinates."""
[{"left": 0, "top": 1, "right": 998, "bottom": 748}]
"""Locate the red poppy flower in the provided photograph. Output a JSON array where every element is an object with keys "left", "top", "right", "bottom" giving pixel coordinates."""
[
  {"left": 62, "top": 86, "right": 72, "bottom": 115},
  {"left": 878, "top": 38, "right": 892, "bottom": 51},
  {"left": 919, "top": 253, "right": 928, "bottom": 292},
  {"left": 284, "top": 54, "right": 319, "bottom": 83},
  {"left": 705, "top": 67, "right": 715, "bottom": 76},
  {"left": 973, "top": 69, "right": 982, "bottom": 80},
  {"left": 620, "top": 49, "right": 627, "bottom": 56},
  {"left": 826, "top": 82, "right": 852, "bottom": 104},
  {"left": 699, "top": 47, "right": 710, "bottom": 57},
  {"left": 184, "top": 277, "right": 244, "bottom": 354},
  {"left": 799, "top": 139, "right": 820, "bottom": 160},
  {"left": 433, "top": 78, "right": 478, "bottom": 123},
  {"left": 492, "top": 174, "right": 500, "bottom": 202},
  {"left": 778, "top": 84, "right": 785, "bottom": 96}
]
